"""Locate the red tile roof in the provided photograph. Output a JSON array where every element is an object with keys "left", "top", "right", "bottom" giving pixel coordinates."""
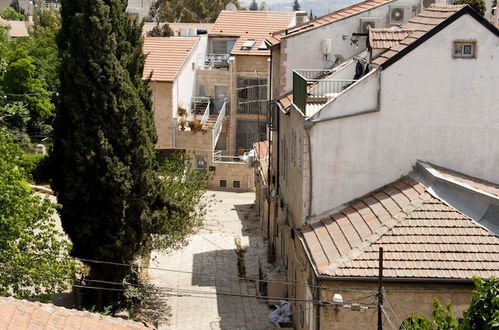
[
  {"left": 210, "top": 11, "right": 295, "bottom": 55},
  {"left": 301, "top": 176, "right": 499, "bottom": 279},
  {"left": 143, "top": 37, "right": 199, "bottom": 82},
  {"left": 368, "top": 28, "right": 414, "bottom": 49},
  {"left": 0, "top": 297, "right": 152, "bottom": 329},
  {"left": 269, "top": 0, "right": 394, "bottom": 45},
  {"left": 372, "top": 5, "right": 466, "bottom": 66}
]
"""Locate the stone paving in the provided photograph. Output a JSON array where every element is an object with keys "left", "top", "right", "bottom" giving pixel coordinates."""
[{"left": 148, "top": 191, "right": 272, "bottom": 330}]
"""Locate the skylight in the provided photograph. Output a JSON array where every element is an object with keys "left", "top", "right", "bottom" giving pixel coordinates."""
[{"left": 241, "top": 39, "right": 256, "bottom": 50}]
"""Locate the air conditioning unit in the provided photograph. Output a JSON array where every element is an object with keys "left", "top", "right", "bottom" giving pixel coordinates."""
[
  {"left": 389, "top": 5, "right": 412, "bottom": 24},
  {"left": 359, "top": 17, "right": 382, "bottom": 33}
]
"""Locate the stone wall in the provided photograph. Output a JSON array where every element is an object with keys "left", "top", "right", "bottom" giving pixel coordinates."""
[{"left": 150, "top": 81, "right": 174, "bottom": 149}]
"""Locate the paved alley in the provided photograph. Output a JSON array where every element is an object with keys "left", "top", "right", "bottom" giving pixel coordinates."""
[{"left": 148, "top": 191, "right": 272, "bottom": 330}]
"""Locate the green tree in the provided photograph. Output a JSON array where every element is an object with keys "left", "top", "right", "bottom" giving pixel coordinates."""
[
  {"left": 1, "top": 43, "right": 55, "bottom": 136},
  {"left": 153, "top": 152, "right": 210, "bottom": 250},
  {"left": 403, "top": 277, "right": 499, "bottom": 330},
  {"left": 0, "top": 6, "right": 25, "bottom": 20},
  {"left": 461, "top": 277, "right": 499, "bottom": 330},
  {"left": 453, "top": 0, "right": 486, "bottom": 16},
  {"left": 292, "top": 0, "right": 301, "bottom": 11},
  {"left": 52, "top": 0, "right": 161, "bottom": 309},
  {"left": 249, "top": 0, "right": 258, "bottom": 10},
  {"left": 150, "top": 0, "right": 241, "bottom": 23},
  {"left": 0, "top": 131, "right": 77, "bottom": 303},
  {"left": 147, "top": 23, "right": 174, "bottom": 37}
]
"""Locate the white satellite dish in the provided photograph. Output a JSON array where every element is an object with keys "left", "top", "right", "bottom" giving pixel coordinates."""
[
  {"left": 260, "top": 1, "right": 269, "bottom": 11},
  {"left": 225, "top": 2, "right": 237, "bottom": 11}
]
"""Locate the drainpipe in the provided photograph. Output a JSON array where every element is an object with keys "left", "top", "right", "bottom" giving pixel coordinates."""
[
  {"left": 267, "top": 53, "right": 273, "bottom": 237},
  {"left": 305, "top": 126, "right": 313, "bottom": 220},
  {"left": 303, "top": 69, "right": 382, "bottom": 127}
]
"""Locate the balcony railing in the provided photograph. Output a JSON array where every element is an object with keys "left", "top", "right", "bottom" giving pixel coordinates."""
[
  {"left": 200, "top": 102, "right": 211, "bottom": 126},
  {"left": 293, "top": 70, "right": 357, "bottom": 114},
  {"left": 192, "top": 96, "right": 211, "bottom": 115},
  {"left": 200, "top": 53, "right": 231, "bottom": 69}
]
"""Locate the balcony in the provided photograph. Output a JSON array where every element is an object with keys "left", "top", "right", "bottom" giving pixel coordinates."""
[
  {"left": 200, "top": 53, "right": 231, "bottom": 69},
  {"left": 293, "top": 69, "right": 358, "bottom": 116}
]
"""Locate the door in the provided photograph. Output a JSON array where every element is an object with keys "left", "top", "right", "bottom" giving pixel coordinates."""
[{"left": 214, "top": 86, "right": 226, "bottom": 112}]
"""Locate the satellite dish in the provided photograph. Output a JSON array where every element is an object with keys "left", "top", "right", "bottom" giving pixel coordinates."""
[
  {"left": 260, "top": 1, "right": 269, "bottom": 11},
  {"left": 225, "top": 2, "right": 237, "bottom": 11}
]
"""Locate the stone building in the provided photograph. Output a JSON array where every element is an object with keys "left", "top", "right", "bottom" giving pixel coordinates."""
[
  {"left": 143, "top": 10, "right": 299, "bottom": 191},
  {"left": 256, "top": 4, "right": 499, "bottom": 329}
]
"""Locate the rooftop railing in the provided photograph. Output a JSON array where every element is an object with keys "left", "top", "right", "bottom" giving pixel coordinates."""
[{"left": 293, "top": 70, "right": 358, "bottom": 114}]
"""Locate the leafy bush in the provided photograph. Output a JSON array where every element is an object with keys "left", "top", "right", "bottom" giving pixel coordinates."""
[{"left": 403, "top": 277, "right": 499, "bottom": 330}]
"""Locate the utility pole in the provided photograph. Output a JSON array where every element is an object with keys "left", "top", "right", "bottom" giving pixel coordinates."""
[{"left": 377, "top": 247, "right": 384, "bottom": 330}]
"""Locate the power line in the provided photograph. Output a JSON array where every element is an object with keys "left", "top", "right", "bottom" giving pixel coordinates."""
[{"left": 75, "top": 256, "right": 375, "bottom": 294}]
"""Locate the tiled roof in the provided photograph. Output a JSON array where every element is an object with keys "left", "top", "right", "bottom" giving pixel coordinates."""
[
  {"left": 368, "top": 28, "right": 414, "bottom": 49},
  {"left": 0, "top": 297, "right": 151, "bottom": 329},
  {"left": 301, "top": 176, "right": 499, "bottom": 279},
  {"left": 143, "top": 37, "right": 198, "bottom": 82},
  {"left": 278, "top": 92, "right": 293, "bottom": 110},
  {"left": 269, "top": 0, "right": 394, "bottom": 45},
  {"left": 142, "top": 22, "right": 213, "bottom": 36},
  {"left": 210, "top": 11, "right": 295, "bottom": 55},
  {"left": 7, "top": 20, "right": 29, "bottom": 37},
  {"left": 372, "top": 5, "right": 466, "bottom": 66}
]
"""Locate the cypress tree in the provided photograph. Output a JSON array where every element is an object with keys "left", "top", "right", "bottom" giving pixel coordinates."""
[
  {"left": 249, "top": 0, "right": 258, "bottom": 11},
  {"left": 292, "top": 0, "right": 301, "bottom": 11},
  {"left": 52, "top": 0, "right": 160, "bottom": 308}
]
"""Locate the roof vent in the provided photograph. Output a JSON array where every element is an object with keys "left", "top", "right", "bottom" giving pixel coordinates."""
[{"left": 241, "top": 39, "right": 256, "bottom": 50}]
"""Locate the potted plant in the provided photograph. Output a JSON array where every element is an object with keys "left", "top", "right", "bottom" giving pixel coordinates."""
[
  {"left": 177, "top": 105, "right": 188, "bottom": 117},
  {"left": 178, "top": 118, "right": 188, "bottom": 131}
]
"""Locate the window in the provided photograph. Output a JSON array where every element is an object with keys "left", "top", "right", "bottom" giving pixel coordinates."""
[
  {"left": 219, "top": 180, "right": 227, "bottom": 188},
  {"left": 453, "top": 41, "right": 476, "bottom": 58},
  {"left": 237, "top": 76, "right": 268, "bottom": 114},
  {"left": 232, "top": 180, "right": 241, "bottom": 188},
  {"left": 212, "top": 39, "right": 236, "bottom": 54},
  {"left": 236, "top": 120, "right": 267, "bottom": 151}
]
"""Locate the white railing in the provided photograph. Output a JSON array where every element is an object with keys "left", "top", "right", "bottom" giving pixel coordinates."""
[
  {"left": 198, "top": 53, "right": 231, "bottom": 69},
  {"left": 201, "top": 102, "right": 210, "bottom": 126},
  {"left": 212, "top": 101, "right": 227, "bottom": 149},
  {"left": 212, "top": 150, "right": 244, "bottom": 163}
]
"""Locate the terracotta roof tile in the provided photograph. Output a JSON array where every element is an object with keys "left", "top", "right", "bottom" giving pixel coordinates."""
[
  {"left": 0, "top": 297, "right": 151, "bottom": 329},
  {"left": 372, "top": 4, "right": 466, "bottom": 66},
  {"left": 143, "top": 37, "right": 198, "bottom": 82},
  {"left": 300, "top": 174, "right": 499, "bottom": 279},
  {"left": 210, "top": 11, "right": 295, "bottom": 55}
]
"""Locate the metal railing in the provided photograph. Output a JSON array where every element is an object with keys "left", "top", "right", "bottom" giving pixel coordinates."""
[
  {"left": 213, "top": 151, "right": 244, "bottom": 163},
  {"left": 293, "top": 70, "right": 357, "bottom": 113},
  {"left": 200, "top": 53, "right": 231, "bottom": 69},
  {"left": 200, "top": 102, "right": 210, "bottom": 126},
  {"left": 212, "top": 100, "right": 227, "bottom": 149},
  {"left": 293, "top": 69, "right": 333, "bottom": 80},
  {"left": 192, "top": 96, "right": 211, "bottom": 115}
]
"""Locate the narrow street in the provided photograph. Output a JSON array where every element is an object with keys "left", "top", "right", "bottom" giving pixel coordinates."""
[{"left": 148, "top": 191, "right": 272, "bottom": 330}]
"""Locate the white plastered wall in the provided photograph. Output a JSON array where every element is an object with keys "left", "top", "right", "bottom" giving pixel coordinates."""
[
  {"left": 281, "top": 0, "right": 421, "bottom": 93},
  {"left": 308, "top": 14, "right": 499, "bottom": 220}
]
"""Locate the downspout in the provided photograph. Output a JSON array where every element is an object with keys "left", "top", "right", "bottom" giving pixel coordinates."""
[
  {"left": 305, "top": 126, "right": 313, "bottom": 220},
  {"left": 316, "top": 278, "right": 321, "bottom": 330},
  {"left": 267, "top": 53, "right": 273, "bottom": 236}
]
